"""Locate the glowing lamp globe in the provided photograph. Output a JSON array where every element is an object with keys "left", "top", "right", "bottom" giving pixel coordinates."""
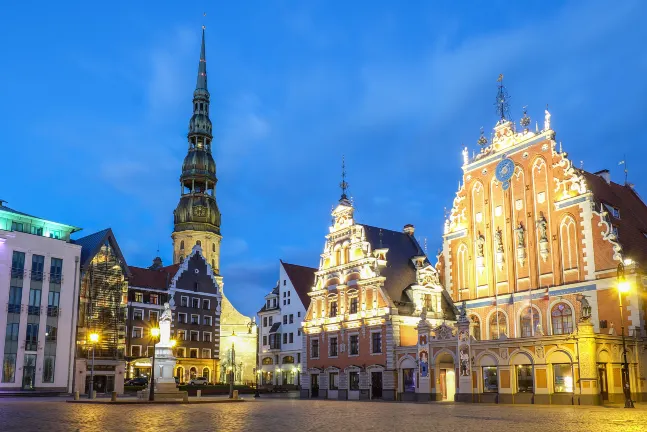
[
  {"left": 151, "top": 327, "right": 160, "bottom": 337},
  {"left": 89, "top": 333, "right": 99, "bottom": 343},
  {"left": 618, "top": 281, "right": 631, "bottom": 293}
]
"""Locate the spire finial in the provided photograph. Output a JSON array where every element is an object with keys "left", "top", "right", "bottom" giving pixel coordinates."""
[
  {"left": 196, "top": 22, "right": 208, "bottom": 91},
  {"left": 520, "top": 105, "right": 530, "bottom": 130},
  {"left": 379, "top": 229, "right": 383, "bottom": 248},
  {"left": 340, "top": 155, "right": 348, "bottom": 201},
  {"left": 495, "top": 74, "right": 510, "bottom": 121},
  {"left": 477, "top": 126, "right": 488, "bottom": 146}
]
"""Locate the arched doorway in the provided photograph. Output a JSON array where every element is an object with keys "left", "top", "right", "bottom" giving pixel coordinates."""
[
  {"left": 176, "top": 367, "right": 184, "bottom": 384},
  {"left": 190, "top": 367, "right": 197, "bottom": 380},
  {"left": 202, "top": 367, "right": 210, "bottom": 382}
]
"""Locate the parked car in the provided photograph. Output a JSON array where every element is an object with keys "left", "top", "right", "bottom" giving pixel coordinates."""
[
  {"left": 188, "top": 377, "right": 208, "bottom": 386},
  {"left": 125, "top": 377, "right": 148, "bottom": 386}
]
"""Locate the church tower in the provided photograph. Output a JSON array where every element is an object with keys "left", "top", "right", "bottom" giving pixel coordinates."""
[{"left": 172, "top": 27, "right": 222, "bottom": 271}]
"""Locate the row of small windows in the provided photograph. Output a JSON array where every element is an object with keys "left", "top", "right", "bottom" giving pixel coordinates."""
[
  {"left": 261, "top": 354, "right": 298, "bottom": 365},
  {"left": 469, "top": 303, "right": 574, "bottom": 340},
  {"left": 310, "top": 332, "right": 381, "bottom": 359},
  {"left": 176, "top": 366, "right": 211, "bottom": 382},
  {"left": 179, "top": 240, "right": 216, "bottom": 252},
  {"left": 194, "top": 102, "right": 209, "bottom": 114}
]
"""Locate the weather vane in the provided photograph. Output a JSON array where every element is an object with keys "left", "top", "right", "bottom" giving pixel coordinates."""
[
  {"left": 520, "top": 105, "right": 530, "bottom": 130},
  {"left": 340, "top": 155, "right": 348, "bottom": 200},
  {"left": 495, "top": 74, "right": 510, "bottom": 121},
  {"left": 202, "top": 12, "right": 206, "bottom": 29}
]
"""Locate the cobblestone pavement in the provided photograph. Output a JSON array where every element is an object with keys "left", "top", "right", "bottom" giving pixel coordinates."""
[{"left": 1, "top": 397, "right": 646, "bottom": 432}]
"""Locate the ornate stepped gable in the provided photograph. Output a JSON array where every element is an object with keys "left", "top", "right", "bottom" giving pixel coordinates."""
[
  {"left": 305, "top": 191, "right": 455, "bottom": 327},
  {"left": 438, "top": 85, "right": 647, "bottom": 309}
]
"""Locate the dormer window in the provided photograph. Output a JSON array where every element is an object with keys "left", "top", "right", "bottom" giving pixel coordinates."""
[{"left": 603, "top": 203, "right": 620, "bottom": 219}]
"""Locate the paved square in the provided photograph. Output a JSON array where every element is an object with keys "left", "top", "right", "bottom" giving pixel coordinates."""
[{"left": 0, "top": 398, "right": 646, "bottom": 432}]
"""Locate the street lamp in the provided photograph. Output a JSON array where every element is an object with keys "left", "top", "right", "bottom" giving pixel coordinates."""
[
  {"left": 617, "top": 262, "right": 634, "bottom": 408},
  {"left": 88, "top": 332, "right": 99, "bottom": 399},
  {"left": 229, "top": 331, "right": 237, "bottom": 398},
  {"left": 149, "top": 327, "right": 160, "bottom": 402}
]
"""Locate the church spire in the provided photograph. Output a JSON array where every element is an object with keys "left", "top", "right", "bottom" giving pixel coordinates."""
[{"left": 196, "top": 26, "right": 208, "bottom": 91}]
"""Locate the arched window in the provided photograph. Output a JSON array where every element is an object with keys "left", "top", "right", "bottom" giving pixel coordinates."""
[
  {"left": 551, "top": 303, "right": 573, "bottom": 335},
  {"left": 190, "top": 367, "right": 197, "bottom": 379},
  {"left": 176, "top": 366, "right": 184, "bottom": 381},
  {"left": 343, "top": 247, "right": 350, "bottom": 264},
  {"left": 489, "top": 311, "right": 507, "bottom": 340},
  {"left": 560, "top": 216, "right": 579, "bottom": 280},
  {"left": 196, "top": 240, "right": 201, "bottom": 246},
  {"left": 262, "top": 357, "right": 273, "bottom": 365},
  {"left": 520, "top": 307, "right": 540, "bottom": 337},
  {"left": 283, "top": 355, "right": 295, "bottom": 364},
  {"left": 180, "top": 240, "right": 185, "bottom": 250},
  {"left": 470, "top": 315, "right": 481, "bottom": 341},
  {"left": 202, "top": 367, "right": 210, "bottom": 381},
  {"left": 335, "top": 248, "right": 342, "bottom": 266}
]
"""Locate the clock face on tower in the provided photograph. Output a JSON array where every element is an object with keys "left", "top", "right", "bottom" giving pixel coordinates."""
[{"left": 495, "top": 158, "right": 515, "bottom": 183}]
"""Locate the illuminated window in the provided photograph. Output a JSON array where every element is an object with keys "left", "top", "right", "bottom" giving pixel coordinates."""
[
  {"left": 519, "top": 307, "right": 540, "bottom": 337},
  {"left": 456, "top": 244, "right": 468, "bottom": 291},
  {"left": 551, "top": 303, "right": 573, "bottom": 335},
  {"left": 329, "top": 301, "right": 337, "bottom": 317},
  {"left": 553, "top": 364, "right": 573, "bottom": 393},
  {"left": 483, "top": 367, "right": 498, "bottom": 393},
  {"left": 349, "top": 297, "right": 358, "bottom": 314},
  {"left": 489, "top": 311, "right": 507, "bottom": 340},
  {"left": 470, "top": 315, "right": 481, "bottom": 341},
  {"left": 517, "top": 365, "right": 533, "bottom": 392}
]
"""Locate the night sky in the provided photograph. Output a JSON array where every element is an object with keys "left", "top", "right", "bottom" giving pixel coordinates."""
[{"left": 2, "top": 1, "right": 646, "bottom": 317}]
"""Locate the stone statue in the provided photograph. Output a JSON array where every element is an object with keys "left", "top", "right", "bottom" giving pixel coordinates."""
[
  {"left": 544, "top": 109, "right": 551, "bottom": 130},
  {"left": 537, "top": 212, "right": 548, "bottom": 242},
  {"left": 515, "top": 223, "right": 525, "bottom": 248},
  {"left": 159, "top": 303, "right": 172, "bottom": 346},
  {"left": 476, "top": 233, "right": 485, "bottom": 257},
  {"left": 577, "top": 294, "right": 592, "bottom": 321},
  {"left": 458, "top": 301, "right": 468, "bottom": 323},
  {"left": 494, "top": 228, "right": 504, "bottom": 253}
]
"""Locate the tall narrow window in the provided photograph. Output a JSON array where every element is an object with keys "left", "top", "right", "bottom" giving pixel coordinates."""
[
  {"left": 329, "top": 301, "right": 337, "bottom": 317},
  {"left": 520, "top": 307, "right": 540, "bottom": 337},
  {"left": 456, "top": 244, "right": 468, "bottom": 292},
  {"left": 489, "top": 311, "right": 507, "bottom": 340},
  {"left": 470, "top": 315, "right": 481, "bottom": 341},
  {"left": 349, "top": 297, "right": 358, "bottom": 314},
  {"left": 551, "top": 303, "right": 573, "bottom": 335}
]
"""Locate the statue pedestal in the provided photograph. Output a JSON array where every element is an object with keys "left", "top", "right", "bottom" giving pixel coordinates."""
[{"left": 152, "top": 344, "right": 181, "bottom": 397}]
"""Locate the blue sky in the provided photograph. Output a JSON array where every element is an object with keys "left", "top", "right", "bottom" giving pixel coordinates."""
[{"left": 2, "top": 1, "right": 646, "bottom": 317}]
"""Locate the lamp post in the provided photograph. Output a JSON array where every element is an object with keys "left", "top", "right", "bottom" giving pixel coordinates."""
[
  {"left": 149, "top": 327, "right": 160, "bottom": 402},
  {"left": 229, "top": 331, "right": 236, "bottom": 398},
  {"left": 254, "top": 368, "right": 260, "bottom": 398},
  {"left": 88, "top": 332, "right": 99, "bottom": 399},
  {"left": 617, "top": 262, "right": 634, "bottom": 409}
]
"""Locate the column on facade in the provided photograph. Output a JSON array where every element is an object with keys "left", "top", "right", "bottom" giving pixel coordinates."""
[
  {"left": 456, "top": 314, "right": 473, "bottom": 402},
  {"left": 416, "top": 316, "right": 432, "bottom": 400}
]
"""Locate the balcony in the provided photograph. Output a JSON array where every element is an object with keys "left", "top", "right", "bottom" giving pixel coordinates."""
[
  {"left": 25, "top": 341, "right": 38, "bottom": 352},
  {"left": 30, "top": 271, "right": 44, "bottom": 282},
  {"left": 10, "top": 267, "right": 25, "bottom": 279},
  {"left": 49, "top": 273, "right": 63, "bottom": 284},
  {"left": 47, "top": 306, "right": 60, "bottom": 317},
  {"left": 6, "top": 303, "right": 21, "bottom": 314},
  {"left": 27, "top": 305, "right": 42, "bottom": 316}
]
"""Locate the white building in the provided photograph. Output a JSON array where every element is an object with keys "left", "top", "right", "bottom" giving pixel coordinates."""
[
  {"left": 258, "top": 261, "right": 315, "bottom": 387},
  {"left": 0, "top": 202, "right": 81, "bottom": 392}
]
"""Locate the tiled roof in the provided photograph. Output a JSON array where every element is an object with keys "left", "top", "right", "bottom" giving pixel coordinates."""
[
  {"left": 281, "top": 261, "right": 317, "bottom": 309},
  {"left": 582, "top": 171, "right": 647, "bottom": 264},
  {"left": 128, "top": 263, "right": 180, "bottom": 290},
  {"left": 363, "top": 225, "right": 425, "bottom": 304}
]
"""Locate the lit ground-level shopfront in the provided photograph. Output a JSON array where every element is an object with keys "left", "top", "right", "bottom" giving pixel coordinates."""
[{"left": 393, "top": 316, "right": 646, "bottom": 405}]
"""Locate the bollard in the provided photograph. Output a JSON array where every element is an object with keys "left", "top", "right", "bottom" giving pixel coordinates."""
[
  {"left": 197, "top": 389, "right": 201, "bottom": 398},
  {"left": 233, "top": 390, "right": 239, "bottom": 400},
  {"left": 92, "top": 390, "right": 97, "bottom": 400},
  {"left": 183, "top": 393, "right": 189, "bottom": 403},
  {"left": 111, "top": 391, "right": 117, "bottom": 402},
  {"left": 74, "top": 391, "right": 79, "bottom": 401}
]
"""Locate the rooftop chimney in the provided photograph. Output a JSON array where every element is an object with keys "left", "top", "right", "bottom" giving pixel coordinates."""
[
  {"left": 403, "top": 224, "right": 415, "bottom": 236},
  {"left": 594, "top": 169, "right": 610, "bottom": 185},
  {"left": 149, "top": 256, "right": 163, "bottom": 270}
]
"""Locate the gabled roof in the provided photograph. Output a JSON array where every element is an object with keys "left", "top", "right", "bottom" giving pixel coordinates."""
[
  {"left": 281, "top": 261, "right": 317, "bottom": 309},
  {"left": 0, "top": 203, "right": 81, "bottom": 232},
  {"left": 128, "top": 263, "right": 181, "bottom": 290},
  {"left": 73, "top": 228, "right": 131, "bottom": 277},
  {"left": 582, "top": 171, "right": 647, "bottom": 264},
  {"left": 363, "top": 225, "right": 425, "bottom": 304}
]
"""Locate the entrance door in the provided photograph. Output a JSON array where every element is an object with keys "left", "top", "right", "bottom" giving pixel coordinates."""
[
  {"left": 22, "top": 354, "right": 36, "bottom": 390},
  {"left": 371, "top": 372, "right": 383, "bottom": 399},
  {"left": 311, "top": 374, "right": 319, "bottom": 398},
  {"left": 439, "top": 369, "right": 447, "bottom": 400},
  {"left": 598, "top": 365, "right": 608, "bottom": 401}
]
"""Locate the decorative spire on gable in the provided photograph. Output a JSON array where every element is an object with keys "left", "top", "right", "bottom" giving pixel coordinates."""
[
  {"left": 495, "top": 74, "right": 510, "bottom": 122},
  {"left": 340, "top": 155, "right": 349, "bottom": 202}
]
